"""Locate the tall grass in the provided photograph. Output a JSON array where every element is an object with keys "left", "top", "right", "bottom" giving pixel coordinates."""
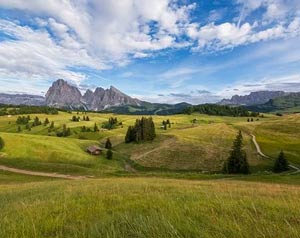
[{"left": 0, "top": 178, "right": 300, "bottom": 238}]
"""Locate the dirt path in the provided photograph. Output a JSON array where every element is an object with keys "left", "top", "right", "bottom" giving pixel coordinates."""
[
  {"left": 0, "top": 165, "right": 87, "bottom": 180},
  {"left": 133, "top": 137, "right": 177, "bottom": 161},
  {"left": 251, "top": 134, "right": 300, "bottom": 172}
]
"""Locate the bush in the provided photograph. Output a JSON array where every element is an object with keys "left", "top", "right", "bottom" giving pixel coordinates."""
[{"left": 0, "top": 137, "right": 4, "bottom": 150}]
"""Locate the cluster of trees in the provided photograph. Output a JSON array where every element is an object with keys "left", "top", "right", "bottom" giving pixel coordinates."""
[
  {"left": 16, "top": 115, "right": 31, "bottom": 124},
  {"left": 16, "top": 116, "right": 43, "bottom": 132},
  {"left": 71, "top": 116, "right": 81, "bottom": 122},
  {"left": 80, "top": 123, "right": 99, "bottom": 133},
  {"left": 184, "top": 104, "right": 259, "bottom": 117},
  {"left": 125, "top": 117, "right": 156, "bottom": 143},
  {"left": 72, "top": 115, "right": 90, "bottom": 121},
  {"left": 56, "top": 124, "right": 71, "bottom": 137},
  {"left": 162, "top": 119, "right": 171, "bottom": 130},
  {"left": 247, "top": 118, "right": 259, "bottom": 122},
  {"left": 32, "top": 116, "right": 42, "bottom": 127},
  {"left": 0, "top": 104, "right": 58, "bottom": 115},
  {"left": 223, "top": 131, "right": 250, "bottom": 174},
  {"left": 82, "top": 116, "right": 90, "bottom": 121},
  {"left": 102, "top": 117, "right": 119, "bottom": 130}
]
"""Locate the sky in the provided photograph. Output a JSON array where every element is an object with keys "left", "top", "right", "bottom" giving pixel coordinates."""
[{"left": 0, "top": 0, "right": 300, "bottom": 104}]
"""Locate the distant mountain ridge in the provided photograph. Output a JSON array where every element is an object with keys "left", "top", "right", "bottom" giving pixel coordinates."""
[
  {"left": 219, "top": 91, "right": 287, "bottom": 106},
  {"left": 246, "top": 92, "right": 300, "bottom": 113},
  {"left": 0, "top": 93, "right": 46, "bottom": 106}
]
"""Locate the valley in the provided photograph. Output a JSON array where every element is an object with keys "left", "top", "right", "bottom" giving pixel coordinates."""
[{"left": 1, "top": 108, "right": 300, "bottom": 237}]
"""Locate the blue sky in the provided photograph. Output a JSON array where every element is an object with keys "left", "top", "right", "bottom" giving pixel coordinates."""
[{"left": 0, "top": 0, "right": 300, "bottom": 104}]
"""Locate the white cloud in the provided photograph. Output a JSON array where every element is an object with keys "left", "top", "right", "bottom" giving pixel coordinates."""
[
  {"left": 0, "top": 0, "right": 299, "bottom": 95},
  {"left": 218, "top": 74, "right": 300, "bottom": 98}
]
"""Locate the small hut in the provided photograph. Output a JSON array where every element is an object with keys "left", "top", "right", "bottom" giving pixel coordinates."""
[{"left": 86, "top": 145, "right": 103, "bottom": 155}]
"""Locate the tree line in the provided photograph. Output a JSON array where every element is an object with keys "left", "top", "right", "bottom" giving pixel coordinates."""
[
  {"left": 0, "top": 104, "right": 58, "bottom": 115},
  {"left": 183, "top": 104, "right": 259, "bottom": 117}
]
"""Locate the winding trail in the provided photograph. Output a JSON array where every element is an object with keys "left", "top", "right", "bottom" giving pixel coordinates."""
[
  {"left": 251, "top": 134, "right": 300, "bottom": 172},
  {"left": 0, "top": 165, "right": 87, "bottom": 180}
]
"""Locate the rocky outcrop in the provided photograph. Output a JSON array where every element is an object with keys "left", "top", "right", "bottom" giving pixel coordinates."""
[
  {"left": 45, "top": 79, "right": 83, "bottom": 108},
  {"left": 45, "top": 79, "right": 141, "bottom": 110},
  {"left": 82, "top": 86, "right": 141, "bottom": 110},
  {"left": 219, "top": 91, "right": 287, "bottom": 106}
]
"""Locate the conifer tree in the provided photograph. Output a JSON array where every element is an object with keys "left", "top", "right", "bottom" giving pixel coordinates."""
[
  {"left": 44, "top": 118, "right": 50, "bottom": 126},
  {"left": 106, "top": 149, "right": 113, "bottom": 160},
  {"left": 105, "top": 138, "right": 112, "bottom": 149},
  {"left": 49, "top": 121, "right": 54, "bottom": 129},
  {"left": 273, "top": 151, "right": 289, "bottom": 173},
  {"left": 94, "top": 123, "right": 99, "bottom": 132},
  {"left": 0, "top": 136, "right": 4, "bottom": 150},
  {"left": 223, "top": 130, "right": 249, "bottom": 174},
  {"left": 17, "top": 125, "right": 21, "bottom": 132}
]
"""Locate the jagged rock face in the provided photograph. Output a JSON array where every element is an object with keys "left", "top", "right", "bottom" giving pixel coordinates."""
[
  {"left": 83, "top": 86, "right": 140, "bottom": 110},
  {"left": 46, "top": 79, "right": 140, "bottom": 110},
  {"left": 219, "top": 91, "right": 287, "bottom": 106},
  {"left": 45, "top": 79, "right": 82, "bottom": 108}
]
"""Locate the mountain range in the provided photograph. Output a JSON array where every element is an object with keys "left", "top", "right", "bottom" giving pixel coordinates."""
[
  {"left": 45, "top": 79, "right": 141, "bottom": 110},
  {"left": 218, "top": 91, "right": 287, "bottom": 106},
  {"left": 1, "top": 79, "right": 300, "bottom": 114}
]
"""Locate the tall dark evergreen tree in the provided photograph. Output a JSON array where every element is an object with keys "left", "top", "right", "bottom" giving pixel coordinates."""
[
  {"left": 94, "top": 123, "right": 99, "bottom": 132},
  {"left": 0, "top": 136, "right": 4, "bottom": 150},
  {"left": 106, "top": 149, "right": 113, "bottom": 160},
  {"left": 273, "top": 151, "right": 289, "bottom": 173},
  {"left": 223, "top": 130, "right": 249, "bottom": 174},
  {"left": 105, "top": 138, "right": 112, "bottom": 149},
  {"left": 49, "top": 121, "right": 54, "bottom": 129}
]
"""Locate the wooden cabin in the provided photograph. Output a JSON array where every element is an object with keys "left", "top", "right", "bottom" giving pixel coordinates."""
[{"left": 86, "top": 145, "right": 103, "bottom": 155}]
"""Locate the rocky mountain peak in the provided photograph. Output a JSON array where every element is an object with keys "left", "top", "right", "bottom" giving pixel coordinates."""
[
  {"left": 45, "top": 79, "right": 141, "bottom": 110},
  {"left": 45, "top": 79, "right": 82, "bottom": 108}
]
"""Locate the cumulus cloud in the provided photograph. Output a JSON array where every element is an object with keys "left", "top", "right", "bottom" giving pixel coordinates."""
[{"left": 0, "top": 0, "right": 299, "bottom": 94}]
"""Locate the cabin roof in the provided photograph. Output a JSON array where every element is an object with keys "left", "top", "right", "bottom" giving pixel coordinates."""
[{"left": 87, "top": 145, "right": 103, "bottom": 153}]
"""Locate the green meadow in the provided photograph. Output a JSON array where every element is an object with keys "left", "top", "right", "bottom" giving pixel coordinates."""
[{"left": 0, "top": 111, "right": 300, "bottom": 237}]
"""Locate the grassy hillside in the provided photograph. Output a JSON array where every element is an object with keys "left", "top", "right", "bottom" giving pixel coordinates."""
[
  {"left": 236, "top": 114, "right": 300, "bottom": 165},
  {"left": 1, "top": 177, "right": 300, "bottom": 238},
  {"left": 0, "top": 112, "right": 272, "bottom": 173},
  {"left": 0, "top": 111, "right": 300, "bottom": 237}
]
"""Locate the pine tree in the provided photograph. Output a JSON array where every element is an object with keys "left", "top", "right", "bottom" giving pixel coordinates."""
[
  {"left": 223, "top": 130, "right": 250, "bottom": 174},
  {"left": 44, "top": 118, "right": 50, "bottom": 126},
  {"left": 94, "top": 123, "right": 99, "bottom": 132},
  {"left": 0, "top": 136, "right": 4, "bottom": 150},
  {"left": 125, "top": 126, "right": 133, "bottom": 143},
  {"left": 17, "top": 126, "right": 21, "bottom": 132},
  {"left": 105, "top": 138, "right": 112, "bottom": 149},
  {"left": 49, "top": 121, "right": 54, "bottom": 129},
  {"left": 273, "top": 151, "right": 289, "bottom": 173},
  {"left": 86, "top": 116, "right": 90, "bottom": 121},
  {"left": 106, "top": 149, "right": 113, "bottom": 160}
]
